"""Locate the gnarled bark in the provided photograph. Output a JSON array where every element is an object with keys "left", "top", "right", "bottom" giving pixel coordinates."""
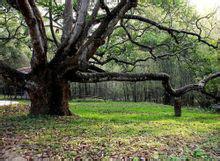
[{"left": 26, "top": 71, "right": 71, "bottom": 115}]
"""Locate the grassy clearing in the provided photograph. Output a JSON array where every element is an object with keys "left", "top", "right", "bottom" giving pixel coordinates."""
[{"left": 0, "top": 101, "right": 219, "bottom": 160}]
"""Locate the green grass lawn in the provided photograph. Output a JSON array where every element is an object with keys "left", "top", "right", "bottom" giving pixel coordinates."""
[{"left": 0, "top": 101, "right": 219, "bottom": 160}]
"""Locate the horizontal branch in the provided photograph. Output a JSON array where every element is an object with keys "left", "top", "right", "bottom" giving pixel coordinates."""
[
  {"left": 74, "top": 71, "right": 220, "bottom": 100},
  {"left": 0, "top": 61, "right": 26, "bottom": 87}
]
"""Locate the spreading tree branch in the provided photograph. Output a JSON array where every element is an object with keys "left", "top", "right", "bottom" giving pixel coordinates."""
[
  {"left": 15, "top": 0, "right": 48, "bottom": 69},
  {"left": 0, "top": 61, "right": 26, "bottom": 87},
  {"left": 123, "top": 14, "right": 218, "bottom": 49},
  {"left": 57, "top": 0, "right": 138, "bottom": 74},
  {"left": 50, "top": 0, "right": 90, "bottom": 65},
  {"left": 63, "top": 0, "right": 90, "bottom": 49},
  {"left": 73, "top": 71, "right": 220, "bottom": 100}
]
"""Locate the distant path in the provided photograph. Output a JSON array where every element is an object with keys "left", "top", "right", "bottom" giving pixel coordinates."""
[{"left": 0, "top": 100, "right": 19, "bottom": 106}]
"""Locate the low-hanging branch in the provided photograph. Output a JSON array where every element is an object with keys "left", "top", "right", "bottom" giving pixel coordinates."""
[
  {"left": 0, "top": 61, "right": 26, "bottom": 87},
  {"left": 74, "top": 71, "right": 220, "bottom": 100}
]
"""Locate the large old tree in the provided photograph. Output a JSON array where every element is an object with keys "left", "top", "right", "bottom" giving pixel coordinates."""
[{"left": 0, "top": 0, "right": 220, "bottom": 115}]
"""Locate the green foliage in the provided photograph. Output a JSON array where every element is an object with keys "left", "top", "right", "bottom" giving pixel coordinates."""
[
  {"left": 0, "top": 7, "right": 30, "bottom": 67},
  {"left": 0, "top": 44, "right": 30, "bottom": 68},
  {"left": 37, "top": 0, "right": 65, "bottom": 16},
  {"left": 193, "top": 148, "right": 207, "bottom": 158}
]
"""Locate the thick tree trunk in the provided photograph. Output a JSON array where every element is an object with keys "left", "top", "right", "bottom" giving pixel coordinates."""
[{"left": 27, "top": 72, "right": 72, "bottom": 116}]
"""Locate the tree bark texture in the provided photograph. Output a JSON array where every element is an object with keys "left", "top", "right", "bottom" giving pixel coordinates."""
[
  {"left": 174, "top": 98, "right": 181, "bottom": 117},
  {"left": 27, "top": 71, "right": 71, "bottom": 115}
]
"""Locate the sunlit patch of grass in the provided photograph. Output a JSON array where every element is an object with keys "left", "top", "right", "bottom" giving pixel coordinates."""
[{"left": 0, "top": 101, "right": 219, "bottom": 160}]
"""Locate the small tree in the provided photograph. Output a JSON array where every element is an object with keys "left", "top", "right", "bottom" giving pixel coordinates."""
[{"left": 0, "top": 0, "right": 219, "bottom": 115}]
